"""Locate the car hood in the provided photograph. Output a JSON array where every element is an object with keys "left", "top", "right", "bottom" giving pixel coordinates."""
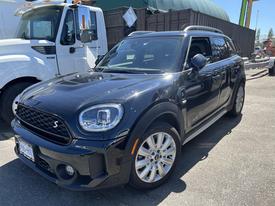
[{"left": 20, "top": 72, "right": 176, "bottom": 115}]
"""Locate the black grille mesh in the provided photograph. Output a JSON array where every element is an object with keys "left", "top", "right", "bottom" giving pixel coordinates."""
[{"left": 16, "top": 104, "right": 71, "bottom": 145}]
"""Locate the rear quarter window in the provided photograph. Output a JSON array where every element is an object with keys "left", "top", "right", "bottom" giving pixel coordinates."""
[
  {"left": 225, "top": 38, "right": 237, "bottom": 57},
  {"left": 210, "top": 37, "right": 229, "bottom": 62}
]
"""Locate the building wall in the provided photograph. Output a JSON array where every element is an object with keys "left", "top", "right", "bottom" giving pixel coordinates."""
[{"left": 104, "top": 8, "right": 255, "bottom": 57}]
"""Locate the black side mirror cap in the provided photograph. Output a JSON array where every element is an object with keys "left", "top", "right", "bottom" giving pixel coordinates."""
[
  {"left": 191, "top": 54, "right": 208, "bottom": 70},
  {"left": 95, "top": 55, "right": 104, "bottom": 65}
]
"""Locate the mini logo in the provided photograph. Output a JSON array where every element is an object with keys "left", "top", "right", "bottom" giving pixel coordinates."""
[{"left": 53, "top": 121, "right": 59, "bottom": 128}]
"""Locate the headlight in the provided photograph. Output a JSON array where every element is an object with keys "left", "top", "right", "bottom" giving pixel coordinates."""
[{"left": 79, "top": 104, "right": 123, "bottom": 132}]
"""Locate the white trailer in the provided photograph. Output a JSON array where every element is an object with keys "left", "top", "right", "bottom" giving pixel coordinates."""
[
  {"left": 0, "top": 0, "right": 24, "bottom": 39},
  {"left": 0, "top": 1, "right": 108, "bottom": 123}
]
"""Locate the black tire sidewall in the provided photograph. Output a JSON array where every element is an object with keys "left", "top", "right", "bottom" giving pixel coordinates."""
[
  {"left": 230, "top": 83, "right": 245, "bottom": 117},
  {"left": 0, "top": 82, "right": 33, "bottom": 124},
  {"left": 129, "top": 122, "right": 181, "bottom": 190}
]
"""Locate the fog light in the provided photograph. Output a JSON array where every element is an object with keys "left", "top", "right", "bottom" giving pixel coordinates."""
[{"left": 65, "top": 165, "right": 75, "bottom": 176}]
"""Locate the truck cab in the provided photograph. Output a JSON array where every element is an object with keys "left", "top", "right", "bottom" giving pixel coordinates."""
[{"left": 0, "top": 1, "right": 108, "bottom": 123}]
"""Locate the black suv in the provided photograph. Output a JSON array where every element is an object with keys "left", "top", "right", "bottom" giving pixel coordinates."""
[{"left": 12, "top": 26, "right": 245, "bottom": 190}]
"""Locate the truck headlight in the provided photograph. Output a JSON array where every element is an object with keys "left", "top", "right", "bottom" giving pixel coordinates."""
[{"left": 79, "top": 104, "right": 123, "bottom": 132}]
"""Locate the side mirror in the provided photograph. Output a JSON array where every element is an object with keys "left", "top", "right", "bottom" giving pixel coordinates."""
[
  {"left": 191, "top": 54, "right": 207, "bottom": 70},
  {"left": 77, "top": 6, "right": 93, "bottom": 43},
  {"left": 95, "top": 55, "right": 104, "bottom": 65},
  {"left": 80, "top": 30, "right": 93, "bottom": 43}
]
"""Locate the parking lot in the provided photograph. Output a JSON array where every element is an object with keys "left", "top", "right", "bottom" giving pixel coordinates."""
[{"left": 0, "top": 69, "right": 274, "bottom": 206}]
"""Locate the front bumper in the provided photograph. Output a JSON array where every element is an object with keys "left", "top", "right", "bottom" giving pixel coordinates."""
[{"left": 12, "top": 119, "right": 132, "bottom": 190}]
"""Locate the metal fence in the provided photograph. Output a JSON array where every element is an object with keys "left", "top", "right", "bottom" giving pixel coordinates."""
[{"left": 104, "top": 8, "right": 255, "bottom": 57}]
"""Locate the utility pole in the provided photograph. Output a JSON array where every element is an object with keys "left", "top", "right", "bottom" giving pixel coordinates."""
[{"left": 255, "top": 10, "right": 259, "bottom": 30}]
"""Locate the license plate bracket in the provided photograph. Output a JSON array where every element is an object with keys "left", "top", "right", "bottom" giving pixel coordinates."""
[{"left": 18, "top": 139, "right": 35, "bottom": 162}]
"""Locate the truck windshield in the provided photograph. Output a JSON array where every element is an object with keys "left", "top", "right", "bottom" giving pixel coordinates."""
[
  {"left": 17, "top": 6, "right": 63, "bottom": 42},
  {"left": 96, "top": 37, "right": 183, "bottom": 74}
]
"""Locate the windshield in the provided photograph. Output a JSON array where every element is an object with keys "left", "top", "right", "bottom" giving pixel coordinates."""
[
  {"left": 97, "top": 37, "right": 183, "bottom": 74},
  {"left": 17, "top": 6, "right": 63, "bottom": 42}
]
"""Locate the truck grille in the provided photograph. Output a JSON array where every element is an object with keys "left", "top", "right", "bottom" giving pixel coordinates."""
[{"left": 16, "top": 104, "right": 72, "bottom": 145}]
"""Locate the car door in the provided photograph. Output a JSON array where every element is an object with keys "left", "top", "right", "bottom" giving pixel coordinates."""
[
  {"left": 55, "top": 8, "right": 81, "bottom": 75},
  {"left": 210, "top": 36, "right": 232, "bottom": 107},
  {"left": 184, "top": 37, "right": 221, "bottom": 130},
  {"left": 55, "top": 8, "right": 94, "bottom": 75}
]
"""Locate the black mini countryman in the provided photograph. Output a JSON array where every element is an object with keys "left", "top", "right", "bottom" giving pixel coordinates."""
[{"left": 12, "top": 26, "right": 246, "bottom": 190}]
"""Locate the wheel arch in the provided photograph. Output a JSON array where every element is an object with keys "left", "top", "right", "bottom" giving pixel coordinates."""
[
  {"left": 0, "top": 76, "right": 40, "bottom": 93},
  {"left": 228, "top": 76, "right": 246, "bottom": 111},
  {"left": 0, "top": 76, "right": 41, "bottom": 101},
  {"left": 128, "top": 101, "right": 185, "bottom": 149}
]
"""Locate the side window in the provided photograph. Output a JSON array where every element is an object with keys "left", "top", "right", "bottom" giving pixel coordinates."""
[
  {"left": 33, "top": 21, "right": 53, "bottom": 39},
  {"left": 211, "top": 37, "right": 228, "bottom": 62},
  {"left": 186, "top": 37, "right": 212, "bottom": 67},
  {"left": 60, "top": 9, "right": 75, "bottom": 45},
  {"left": 90, "top": 11, "right": 98, "bottom": 40},
  {"left": 225, "top": 38, "right": 237, "bottom": 57}
]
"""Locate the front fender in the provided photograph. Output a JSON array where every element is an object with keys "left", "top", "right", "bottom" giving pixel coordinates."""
[
  {"left": 0, "top": 54, "right": 57, "bottom": 89},
  {"left": 126, "top": 101, "right": 185, "bottom": 151}
]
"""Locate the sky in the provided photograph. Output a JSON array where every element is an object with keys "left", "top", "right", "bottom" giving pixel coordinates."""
[{"left": 212, "top": 0, "right": 274, "bottom": 39}]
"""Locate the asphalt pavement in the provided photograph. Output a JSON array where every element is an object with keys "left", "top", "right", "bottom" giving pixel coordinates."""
[{"left": 0, "top": 68, "right": 274, "bottom": 206}]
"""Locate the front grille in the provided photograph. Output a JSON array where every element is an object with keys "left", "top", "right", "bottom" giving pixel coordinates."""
[{"left": 16, "top": 104, "right": 72, "bottom": 145}]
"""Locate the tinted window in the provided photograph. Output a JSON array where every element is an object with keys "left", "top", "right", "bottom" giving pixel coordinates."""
[
  {"left": 187, "top": 37, "right": 212, "bottom": 64},
  {"left": 97, "top": 37, "right": 183, "bottom": 73},
  {"left": 60, "top": 10, "right": 75, "bottom": 45},
  {"left": 225, "top": 38, "right": 237, "bottom": 56},
  {"left": 185, "top": 37, "right": 212, "bottom": 69},
  {"left": 211, "top": 37, "right": 228, "bottom": 62}
]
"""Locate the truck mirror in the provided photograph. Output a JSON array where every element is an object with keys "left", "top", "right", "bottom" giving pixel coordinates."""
[{"left": 77, "top": 6, "right": 93, "bottom": 43}]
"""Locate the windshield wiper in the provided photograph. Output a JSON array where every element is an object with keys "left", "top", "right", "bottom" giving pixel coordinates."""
[
  {"left": 93, "top": 67, "right": 105, "bottom": 72},
  {"left": 102, "top": 68, "right": 142, "bottom": 74},
  {"left": 97, "top": 67, "right": 164, "bottom": 74}
]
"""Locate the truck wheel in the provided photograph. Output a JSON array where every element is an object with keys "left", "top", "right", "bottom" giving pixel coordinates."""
[
  {"left": 0, "top": 82, "right": 33, "bottom": 124},
  {"left": 129, "top": 122, "right": 180, "bottom": 190},
  {"left": 228, "top": 83, "right": 245, "bottom": 117}
]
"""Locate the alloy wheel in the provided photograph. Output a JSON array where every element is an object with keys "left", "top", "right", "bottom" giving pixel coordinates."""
[
  {"left": 135, "top": 132, "right": 177, "bottom": 183},
  {"left": 235, "top": 85, "right": 245, "bottom": 113}
]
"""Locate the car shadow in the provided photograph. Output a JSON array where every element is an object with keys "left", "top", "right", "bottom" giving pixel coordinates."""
[
  {"left": 0, "top": 115, "right": 242, "bottom": 206},
  {"left": 0, "top": 119, "right": 14, "bottom": 141}
]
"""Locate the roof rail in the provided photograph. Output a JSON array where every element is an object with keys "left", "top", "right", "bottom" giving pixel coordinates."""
[
  {"left": 128, "top": 31, "right": 154, "bottom": 37},
  {"left": 184, "top": 26, "right": 223, "bottom": 34}
]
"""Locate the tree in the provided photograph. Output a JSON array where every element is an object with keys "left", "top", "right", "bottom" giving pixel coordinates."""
[{"left": 268, "top": 28, "right": 274, "bottom": 39}]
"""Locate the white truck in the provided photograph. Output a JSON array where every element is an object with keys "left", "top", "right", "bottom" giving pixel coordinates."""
[
  {"left": 0, "top": 0, "right": 23, "bottom": 39},
  {"left": 0, "top": 1, "right": 108, "bottom": 123}
]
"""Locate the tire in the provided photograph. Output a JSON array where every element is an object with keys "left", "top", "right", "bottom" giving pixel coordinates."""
[
  {"left": 0, "top": 82, "right": 33, "bottom": 124},
  {"left": 129, "top": 122, "right": 181, "bottom": 190},
  {"left": 228, "top": 83, "right": 245, "bottom": 117}
]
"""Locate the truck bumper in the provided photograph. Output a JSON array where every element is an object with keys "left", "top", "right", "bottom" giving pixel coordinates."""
[{"left": 12, "top": 119, "right": 132, "bottom": 190}]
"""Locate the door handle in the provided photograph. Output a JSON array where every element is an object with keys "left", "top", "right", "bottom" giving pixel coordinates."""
[{"left": 69, "top": 47, "right": 76, "bottom": 54}]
